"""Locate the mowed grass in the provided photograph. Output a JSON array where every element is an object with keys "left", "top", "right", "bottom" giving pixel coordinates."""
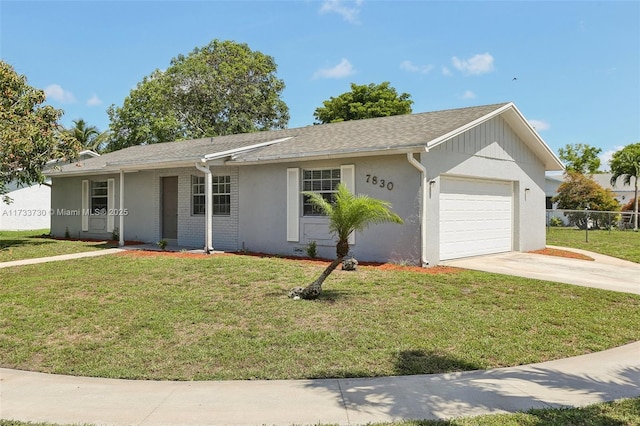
[
  {"left": 2, "top": 252, "right": 639, "bottom": 381},
  {"left": 0, "top": 230, "right": 115, "bottom": 263},
  {"left": 546, "top": 227, "right": 640, "bottom": 263}
]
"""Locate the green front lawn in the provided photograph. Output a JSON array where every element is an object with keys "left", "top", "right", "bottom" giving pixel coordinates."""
[
  {"left": 546, "top": 227, "right": 640, "bottom": 263},
  {"left": 0, "top": 230, "right": 116, "bottom": 263},
  {"left": 1, "top": 252, "right": 639, "bottom": 381}
]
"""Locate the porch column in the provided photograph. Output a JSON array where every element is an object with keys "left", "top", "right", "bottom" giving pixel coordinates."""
[
  {"left": 195, "top": 161, "right": 213, "bottom": 253},
  {"left": 119, "top": 170, "right": 125, "bottom": 247}
]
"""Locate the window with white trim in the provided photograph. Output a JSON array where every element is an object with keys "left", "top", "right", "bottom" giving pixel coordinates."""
[
  {"left": 191, "top": 175, "right": 231, "bottom": 216},
  {"left": 192, "top": 176, "right": 206, "bottom": 215},
  {"left": 302, "top": 168, "right": 341, "bottom": 216},
  {"left": 90, "top": 181, "right": 108, "bottom": 213},
  {"left": 212, "top": 175, "right": 231, "bottom": 215}
]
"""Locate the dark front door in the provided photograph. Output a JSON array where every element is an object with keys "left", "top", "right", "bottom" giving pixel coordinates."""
[{"left": 162, "top": 176, "right": 178, "bottom": 240}]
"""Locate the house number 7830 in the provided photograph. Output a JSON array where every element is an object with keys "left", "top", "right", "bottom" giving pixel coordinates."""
[{"left": 365, "top": 174, "right": 394, "bottom": 191}]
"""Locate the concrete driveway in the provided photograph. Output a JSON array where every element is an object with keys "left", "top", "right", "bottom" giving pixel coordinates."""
[{"left": 442, "top": 246, "right": 640, "bottom": 295}]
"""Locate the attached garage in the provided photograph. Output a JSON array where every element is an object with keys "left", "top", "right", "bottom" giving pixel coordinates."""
[{"left": 439, "top": 177, "right": 513, "bottom": 260}]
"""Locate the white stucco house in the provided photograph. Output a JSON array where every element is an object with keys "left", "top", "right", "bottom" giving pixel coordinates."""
[
  {"left": 1, "top": 151, "right": 100, "bottom": 231},
  {"left": 46, "top": 102, "right": 564, "bottom": 266},
  {"left": 0, "top": 180, "right": 51, "bottom": 231}
]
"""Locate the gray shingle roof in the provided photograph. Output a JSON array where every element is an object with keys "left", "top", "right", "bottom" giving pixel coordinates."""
[{"left": 46, "top": 102, "right": 516, "bottom": 175}]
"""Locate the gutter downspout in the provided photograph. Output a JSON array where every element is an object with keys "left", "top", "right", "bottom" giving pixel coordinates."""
[
  {"left": 119, "top": 170, "right": 125, "bottom": 247},
  {"left": 407, "top": 151, "right": 429, "bottom": 267},
  {"left": 195, "top": 161, "right": 213, "bottom": 253}
]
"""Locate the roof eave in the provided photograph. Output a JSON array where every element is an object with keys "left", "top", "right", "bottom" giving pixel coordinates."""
[{"left": 228, "top": 145, "right": 428, "bottom": 165}]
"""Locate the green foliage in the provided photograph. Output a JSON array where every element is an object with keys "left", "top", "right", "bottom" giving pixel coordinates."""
[
  {"left": 552, "top": 172, "right": 619, "bottom": 229},
  {"left": 557, "top": 143, "right": 602, "bottom": 174},
  {"left": 0, "top": 61, "right": 80, "bottom": 203},
  {"left": 609, "top": 143, "right": 640, "bottom": 230},
  {"left": 548, "top": 216, "right": 564, "bottom": 227},
  {"left": 157, "top": 239, "right": 168, "bottom": 250},
  {"left": 306, "top": 240, "right": 318, "bottom": 258},
  {"left": 304, "top": 183, "right": 403, "bottom": 257},
  {"left": 313, "top": 81, "right": 413, "bottom": 124},
  {"left": 107, "top": 39, "right": 289, "bottom": 151}
]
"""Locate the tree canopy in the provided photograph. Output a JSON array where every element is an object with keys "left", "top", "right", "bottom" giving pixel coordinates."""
[
  {"left": 552, "top": 172, "right": 619, "bottom": 229},
  {"left": 1, "top": 61, "right": 79, "bottom": 203},
  {"left": 557, "top": 143, "right": 602, "bottom": 174},
  {"left": 313, "top": 82, "right": 413, "bottom": 124},
  {"left": 106, "top": 39, "right": 289, "bottom": 152},
  {"left": 609, "top": 142, "right": 640, "bottom": 230}
]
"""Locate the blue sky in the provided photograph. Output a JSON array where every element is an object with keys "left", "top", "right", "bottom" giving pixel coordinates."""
[{"left": 1, "top": 0, "right": 638, "bottom": 168}]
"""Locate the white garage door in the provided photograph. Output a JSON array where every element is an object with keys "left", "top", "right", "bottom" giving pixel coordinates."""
[{"left": 440, "top": 177, "right": 513, "bottom": 260}]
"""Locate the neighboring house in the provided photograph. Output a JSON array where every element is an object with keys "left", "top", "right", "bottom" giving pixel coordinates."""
[
  {"left": 0, "top": 150, "right": 100, "bottom": 231},
  {"left": 545, "top": 173, "right": 636, "bottom": 208},
  {"left": 46, "top": 102, "right": 563, "bottom": 266},
  {"left": 0, "top": 179, "right": 50, "bottom": 231},
  {"left": 545, "top": 173, "right": 637, "bottom": 227}
]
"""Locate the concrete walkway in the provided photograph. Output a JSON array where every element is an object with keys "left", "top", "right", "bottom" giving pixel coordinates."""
[{"left": 1, "top": 246, "right": 639, "bottom": 425}]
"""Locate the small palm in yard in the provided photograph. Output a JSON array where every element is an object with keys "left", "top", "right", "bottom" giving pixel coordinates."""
[{"left": 290, "top": 183, "right": 403, "bottom": 300}]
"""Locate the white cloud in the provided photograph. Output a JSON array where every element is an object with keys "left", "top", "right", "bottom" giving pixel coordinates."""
[
  {"left": 319, "top": 0, "right": 363, "bottom": 24},
  {"left": 599, "top": 145, "right": 624, "bottom": 169},
  {"left": 313, "top": 58, "right": 355, "bottom": 79},
  {"left": 528, "top": 119, "right": 550, "bottom": 131},
  {"left": 87, "top": 94, "right": 102, "bottom": 106},
  {"left": 441, "top": 66, "right": 452, "bottom": 76},
  {"left": 452, "top": 53, "right": 495, "bottom": 75},
  {"left": 460, "top": 90, "right": 476, "bottom": 99},
  {"left": 400, "top": 60, "right": 434, "bottom": 74},
  {"left": 44, "top": 84, "right": 76, "bottom": 103}
]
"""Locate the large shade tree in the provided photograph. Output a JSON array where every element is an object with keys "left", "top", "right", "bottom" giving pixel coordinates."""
[
  {"left": 0, "top": 61, "right": 79, "bottom": 203},
  {"left": 289, "top": 184, "right": 403, "bottom": 300},
  {"left": 313, "top": 82, "right": 413, "bottom": 124},
  {"left": 107, "top": 39, "right": 289, "bottom": 151},
  {"left": 609, "top": 143, "right": 640, "bottom": 230},
  {"left": 557, "top": 143, "right": 602, "bottom": 174}
]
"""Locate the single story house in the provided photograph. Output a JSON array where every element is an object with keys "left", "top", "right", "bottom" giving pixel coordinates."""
[{"left": 46, "top": 102, "right": 563, "bottom": 266}]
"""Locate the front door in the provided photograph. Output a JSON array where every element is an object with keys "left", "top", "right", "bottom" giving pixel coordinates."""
[{"left": 162, "top": 176, "right": 178, "bottom": 240}]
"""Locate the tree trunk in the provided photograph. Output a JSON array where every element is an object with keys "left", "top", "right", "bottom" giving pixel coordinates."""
[{"left": 300, "top": 257, "right": 343, "bottom": 300}]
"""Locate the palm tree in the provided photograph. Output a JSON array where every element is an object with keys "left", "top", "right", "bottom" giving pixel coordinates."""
[
  {"left": 66, "top": 119, "right": 109, "bottom": 153},
  {"left": 610, "top": 143, "right": 640, "bottom": 230},
  {"left": 290, "top": 183, "right": 403, "bottom": 300}
]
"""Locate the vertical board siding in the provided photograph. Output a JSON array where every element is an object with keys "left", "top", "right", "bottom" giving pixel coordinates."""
[{"left": 440, "top": 116, "right": 536, "bottom": 164}]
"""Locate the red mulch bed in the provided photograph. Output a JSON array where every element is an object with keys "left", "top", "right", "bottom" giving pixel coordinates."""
[
  {"left": 118, "top": 250, "right": 461, "bottom": 274},
  {"left": 529, "top": 248, "right": 594, "bottom": 261}
]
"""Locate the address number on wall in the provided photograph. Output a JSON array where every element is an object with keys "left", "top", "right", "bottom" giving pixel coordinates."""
[{"left": 365, "top": 174, "right": 394, "bottom": 191}]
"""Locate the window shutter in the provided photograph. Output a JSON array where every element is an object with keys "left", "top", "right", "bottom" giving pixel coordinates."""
[
  {"left": 81, "top": 180, "right": 89, "bottom": 231},
  {"left": 340, "top": 164, "right": 356, "bottom": 244},
  {"left": 340, "top": 164, "right": 355, "bottom": 192},
  {"left": 107, "top": 178, "right": 115, "bottom": 232},
  {"left": 286, "top": 168, "right": 299, "bottom": 242}
]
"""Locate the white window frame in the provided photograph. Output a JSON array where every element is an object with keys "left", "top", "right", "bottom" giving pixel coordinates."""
[{"left": 192, "top": 175, "right": 231, "bottom": 216}]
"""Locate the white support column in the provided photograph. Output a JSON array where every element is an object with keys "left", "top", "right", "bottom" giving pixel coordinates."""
[
  {"left": 407, "top": 151, "right": 429, "bottom": 267},
  {"left": 195, "top": 161, "right": 213, "bottom": 253},
  {"left": 119, "top": 170, "right": 125, "bottom": 247}
]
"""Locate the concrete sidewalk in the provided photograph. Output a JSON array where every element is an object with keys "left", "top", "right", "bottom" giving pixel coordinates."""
[{"left": 1, "top": 341, "right": 639, "bottom": 425}]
